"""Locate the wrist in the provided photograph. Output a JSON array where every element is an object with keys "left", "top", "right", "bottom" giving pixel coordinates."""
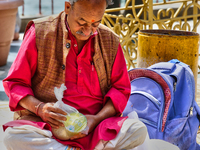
[
  {"left": 93, "top": 114, "right": 104, "bottom": 125},
  {"left": 35, "top": 102, "right": 44, "bottom": 116}
]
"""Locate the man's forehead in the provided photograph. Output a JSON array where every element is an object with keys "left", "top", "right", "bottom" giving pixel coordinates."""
[
  {"left": 72, "top": 0, "right": 105, "bottom": 4},
  {"left": 71, "top": 1, "right": 106, "bottom": 21},
  {"left": 78, "top": 17, "right": 101, "bottom": 23},
  {"left": 72, "top": 0, "right": 106, "bottom": 7}
]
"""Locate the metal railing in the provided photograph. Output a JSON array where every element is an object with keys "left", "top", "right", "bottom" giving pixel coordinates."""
[
  {"left": 20, "top": 0, "right": 172, "bottom": 16},
  {"left": 21, "top": 0, "right": 55, "bottom": 16},
  {"left": 19, "top": 0, "right": 200, "bottom": 72},
  {"left": 102, "top": 0, "right": 200, "bottom": 71}
]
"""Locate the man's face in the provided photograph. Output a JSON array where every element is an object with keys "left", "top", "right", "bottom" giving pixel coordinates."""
[{"left": 66, "top": 0, "right": 106, "bottom": 41}]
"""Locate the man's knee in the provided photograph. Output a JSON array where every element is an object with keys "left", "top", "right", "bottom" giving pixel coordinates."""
[
  {"left": 95, "top": 119, "right": 148, "bottom": 150},
  {"left": 3, "top": 129, "right": 17, "bottom": 149},
  {"left": 121, "top": 119, "right": 148, "bottom": 149},
  {"left": 3, "top": 127, "right": 31, "bottom": 150},
  {"left": 128, "top": 120, "right": 147, "bottom": 144}
]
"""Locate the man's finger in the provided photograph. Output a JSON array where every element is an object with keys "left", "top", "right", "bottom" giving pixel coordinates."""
[
  {"left": 49, "top": 111, "right": 67, "bottom": 122},
  {"left": 51, "top": 106, "right": 68, "bottom": 116},
  {"left": 48, "top": 117, "right": 64, "bottom": 128},
  {"left": 70, "top": 133, "right": 86, "bottom": 140},
  {"left": 47, "top": 121, "right": 59, "bottom": 129}
]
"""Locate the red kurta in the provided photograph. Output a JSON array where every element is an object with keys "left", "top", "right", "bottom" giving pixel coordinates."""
[{"left": 3, "top": 24, "right": 131, "bottom": 150}]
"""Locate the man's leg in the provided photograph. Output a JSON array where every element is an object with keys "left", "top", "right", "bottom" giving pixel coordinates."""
[
  {"left": 94, "top": 118, "right": 179, "bottom": 150},
  {"left": 4, "top": 125, "right": 67, "bottom": 150},
  {"left": 94, "top": 118, "right": 147, "bottom": 150}
]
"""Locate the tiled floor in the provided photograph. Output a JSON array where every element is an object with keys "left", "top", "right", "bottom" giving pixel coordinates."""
[
  {"left": 0, "top": 35, "right": 23, "bottom": 150},
  {"left": 0, "top": 35, "right": 22, "bottom": 101},
  {"left": 0, "top": 102, "right": 13, "bottom": 150}
]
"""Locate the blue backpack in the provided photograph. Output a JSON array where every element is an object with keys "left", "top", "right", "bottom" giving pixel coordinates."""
[{"left": 123, "top": 59, "right": 200, "bottom": 150}]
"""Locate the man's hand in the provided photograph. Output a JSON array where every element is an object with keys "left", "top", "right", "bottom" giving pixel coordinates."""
[
  {"left": 69, "top": 114, "right": 98, "bottom": 140},
  {"left": 19, "top": 95, "right": 67, "bottom": 129},
  {"left": 38, "top": 102, "right": 67, "bottom": 128},
  {"left": 69, "top": 100, "right": 117, "bottom": 140}
]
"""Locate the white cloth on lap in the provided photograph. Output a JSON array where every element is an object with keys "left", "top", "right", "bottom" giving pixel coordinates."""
[
  {"left": 4, "top": 126, "right": 66, "bottom": 150},
  {"left": 4, "top": 118, "right": 147, "bottom": 150},
  {"left": 4, "top": 112, "right": 179, "bottom": 150}
]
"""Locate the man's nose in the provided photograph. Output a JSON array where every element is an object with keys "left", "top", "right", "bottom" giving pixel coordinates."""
[{"left": 83, "top": 25, "right": 92, "bottom": 36}]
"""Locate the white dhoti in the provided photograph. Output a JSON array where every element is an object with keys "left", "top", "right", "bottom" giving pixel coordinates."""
[
  {"left": 4, "top": 118, "right": 147, "bottom": 150},
  {"left": 4, "top": 117, "right": 179, "bottom": 150}
]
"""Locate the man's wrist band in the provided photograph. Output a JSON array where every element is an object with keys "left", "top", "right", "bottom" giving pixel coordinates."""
[{"left": 35, "top": 102, "right": 44, "bottom": 116}]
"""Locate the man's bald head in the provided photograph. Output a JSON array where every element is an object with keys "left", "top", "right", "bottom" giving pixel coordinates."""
[{"left": 68, "top": 0, "right": 113, "bottom": 7}]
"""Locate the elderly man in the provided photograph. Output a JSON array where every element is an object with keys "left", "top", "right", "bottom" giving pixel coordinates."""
[
  {"left": 3, "top": 0, "right": 147, "bottom": 149},
  {"left": 2, "top": 0, "right": 179, "bottom": 150}
]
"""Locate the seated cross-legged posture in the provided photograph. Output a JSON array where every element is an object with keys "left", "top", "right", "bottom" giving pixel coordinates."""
[{"left": 2, "top": 0, "right": 179, "bottom": 150}]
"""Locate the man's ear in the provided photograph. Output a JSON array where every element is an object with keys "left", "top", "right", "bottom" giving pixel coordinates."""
[{"left": 65, "top": 1, "right": 71, "bottom": 14}]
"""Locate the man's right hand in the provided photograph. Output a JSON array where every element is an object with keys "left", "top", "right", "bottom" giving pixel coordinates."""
[{"left": 38, "top": 102, "right": 67, "bottom": 128}]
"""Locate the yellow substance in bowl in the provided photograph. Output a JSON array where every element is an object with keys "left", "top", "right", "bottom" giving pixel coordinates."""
[
  {"left": 64, "top": 112, "right": 87, "bottom": 136},
  {"left": 52, "top": 112, "right": 87, "bottom": 140}
]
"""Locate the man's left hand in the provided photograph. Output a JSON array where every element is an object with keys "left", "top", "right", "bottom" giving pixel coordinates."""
[{"left": 69, "top": 114, "right": 98, "bottom": 140}]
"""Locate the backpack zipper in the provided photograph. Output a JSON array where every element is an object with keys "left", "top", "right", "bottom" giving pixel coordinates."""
[
  {"left": 173, "top": 82, "right": 177, "bottom": 91},
  {"left": 131, "top": 90, "right": 163, "bottom": 131},
  {"left": 131, "top": 91, "right": 161, "bottom": 108},
  {"left": 190, "top": 107, "right": 193, "bottom": 116}
]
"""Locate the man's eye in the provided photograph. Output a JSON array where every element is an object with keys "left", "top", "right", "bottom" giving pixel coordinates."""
[
  {"left": 77, "top": 21, "right": 99, "bottom": 27},
  {"left": 92, "top": 23, "right": 100, "bottom": 27},
  {"left": 77, "top": 22, "right": 86, "bottom": 26}
]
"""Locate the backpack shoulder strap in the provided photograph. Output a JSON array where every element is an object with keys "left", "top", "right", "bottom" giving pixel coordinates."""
[{"left": 128, "top": 68, "right": 171, "bottom": 131}]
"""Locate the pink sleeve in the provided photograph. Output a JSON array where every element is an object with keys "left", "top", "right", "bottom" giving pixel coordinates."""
[
  {"left": 3, "top": 24, "right": 38, "bottom": 111},
  {"left": 104, "top": 44, "right": 131, "bottom": 115}
]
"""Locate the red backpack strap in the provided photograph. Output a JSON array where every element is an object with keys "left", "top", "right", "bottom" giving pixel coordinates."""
[{"left": 128, "top": 69, "right": 171, "bottom": 131}]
